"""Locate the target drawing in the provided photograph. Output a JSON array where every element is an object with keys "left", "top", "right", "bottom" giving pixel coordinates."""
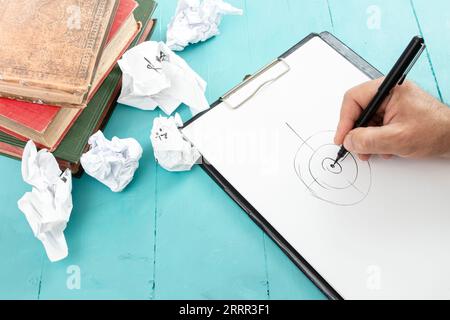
[{"left": 287, "top": 125, "right": 372, "bottom": 206}]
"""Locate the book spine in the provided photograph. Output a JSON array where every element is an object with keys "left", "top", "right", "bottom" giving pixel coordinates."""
[{"left": 88, "top": 22, "right": 141, "bottom": 100}]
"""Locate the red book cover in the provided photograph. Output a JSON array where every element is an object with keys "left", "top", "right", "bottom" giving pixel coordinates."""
[
  {"left": 0, "top": 99, "right": 59, "bottom": 132},
  {"left": 0, "top": 109, "right": 82, "bottom": 151},
  {"left": 107, "top": 0, "right": 138, "bottom": 43},
  {"left": 0, "top": 0, "right": 138, "bottom": 133}
]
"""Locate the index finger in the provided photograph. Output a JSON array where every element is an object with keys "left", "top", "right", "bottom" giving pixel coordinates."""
[{"left": 334, "top": 78, "right": 385, "bottom": 145}]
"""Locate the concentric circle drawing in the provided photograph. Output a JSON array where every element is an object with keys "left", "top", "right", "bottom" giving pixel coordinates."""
[{"left": 291, "top": 130, "right": 372, "bottom": 206}]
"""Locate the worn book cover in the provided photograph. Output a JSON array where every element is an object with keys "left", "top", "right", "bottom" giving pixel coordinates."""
[
  {"left": 0, "top": 0, "right": 140, "bottom": 150},
  {"left": 0, "top": 100, "right": 60, "bottom": 133},
  {"left": 0, "top": 0, "right": 157, "bottom": 173},
  {"left": 0, "top": 0, "right": 119, "bottom": 108}
]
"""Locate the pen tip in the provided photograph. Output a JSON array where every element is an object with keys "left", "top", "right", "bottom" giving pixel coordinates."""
[{"left": 331, "top": 158, "right": 338, "bottom": 168}]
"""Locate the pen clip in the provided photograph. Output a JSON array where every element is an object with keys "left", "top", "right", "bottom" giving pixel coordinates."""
[{"left": 398, "top": 43, "right": 426, "bottom": 85}]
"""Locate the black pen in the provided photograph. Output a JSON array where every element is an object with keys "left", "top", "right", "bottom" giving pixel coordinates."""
[{"left": 333, "top": 36, "right": 426, "bottom": 166}]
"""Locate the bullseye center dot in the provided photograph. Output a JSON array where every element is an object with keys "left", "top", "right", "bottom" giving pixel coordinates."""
[{"left": 322, "top": 158, "right": 342, "bottom": 174}]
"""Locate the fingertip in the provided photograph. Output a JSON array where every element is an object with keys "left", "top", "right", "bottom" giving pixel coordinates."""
[
  {"left": 334, "top": 127, "right": 345, "bottom": 145},
  {"left": 334, "top": 133, "right": 342, "bottom": 145},
  {"left": 358, "top": 154, "right": 371, "bottom": 161},
  {"left": 343, "top": 132, "right": 354, "bottom": 152},
  {"left": 334, "top": 126, "right": 344, "bottom": 145},
  {"left": 335, "top": 121, "right": 354, "bottom": 146}
]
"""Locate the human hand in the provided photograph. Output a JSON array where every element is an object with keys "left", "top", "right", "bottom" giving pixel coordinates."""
[{"left": 334, "top": 79, "right": 450, "bottom": 161}]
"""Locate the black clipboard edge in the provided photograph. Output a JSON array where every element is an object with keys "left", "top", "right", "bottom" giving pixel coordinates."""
[
  {"left": 279, "top": 32, "right": 383, "bottom": 79},
  {"left": 318, "top": 31, "right": 383, "bottom": 79},
  {"left": 200, "top": 160, "right": 343, "bottom": 300},
  {"left": 183, "top": 32, "right": 384, "bottom": 300}
]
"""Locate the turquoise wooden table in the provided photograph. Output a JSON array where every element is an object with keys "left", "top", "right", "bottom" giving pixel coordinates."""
[{"left": 0, "top": 0, "right": 448, "bottom": 299}]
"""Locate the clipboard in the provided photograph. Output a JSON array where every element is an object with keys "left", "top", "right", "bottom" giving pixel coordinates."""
[
  {"left": 186, "top": 32, "right": 381, "bottom": 124},
  {"left": 181, "top": 26, "right": 450, "bottom": 300},
  {"left": 182, "top": 31, "right": 450, "bottom": 299},
  {"left": 183, "top": 32, "right": 382, "bottom": 300},
  {"left": 182, "top": 32, "right": 383, "bottom": 299}
]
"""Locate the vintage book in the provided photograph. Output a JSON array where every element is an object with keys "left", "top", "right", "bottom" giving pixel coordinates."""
[
  {"left": 0, "top": 0, "right": 158, "bottom": 174},
  {"left": 0, "top": 0, "right": 140, "bottom": 150},
  {"left": 107, "top": 0, "right": 139, "bottom": 43},
  {"left": 0, "top": 0, "right": 119, "bottom": 108},
  {"left": 0, "top": 100, "right": 60, "bottom": 133},
  {"left": 88, "top": 0, "right": 140, "bottom": 100},
  {"left": 0, "top": 107, "right": 80, "bottom": 151}
]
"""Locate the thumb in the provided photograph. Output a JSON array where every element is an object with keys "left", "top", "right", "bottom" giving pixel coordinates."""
[{"left": 343, "top": 126, "right": 398, "bottom": 155}]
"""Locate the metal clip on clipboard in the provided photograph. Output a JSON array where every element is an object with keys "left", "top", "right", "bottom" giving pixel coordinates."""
[{"left": 220, "top": 58, "right": 291, "bottom": 109}]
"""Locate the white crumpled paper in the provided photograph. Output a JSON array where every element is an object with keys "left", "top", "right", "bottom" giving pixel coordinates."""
[
  {"left": 150, "top": 113, "right": 201, "bottom": 172},
  {"left": 117, "top": 41, "right": 209, "bottom": 116},
  {"left": 80, "top": 131, "right": 143, "bottom": 192},
  {"left": 167, "top": 0, "right": 243, "bottom": 51},
  {"left": 18, "top": 141, "right": 73, "bottom": 262}
]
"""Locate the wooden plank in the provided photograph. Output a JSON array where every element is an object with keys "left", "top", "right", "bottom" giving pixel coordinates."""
[
  {"left": 245, "top": 0, "right": 332, "bottom": 299},
  {"left": 328, "top": 0, "right": 440, "bottom": 99},
  {"left": 38, "top": 107, "right": 158, "bottom": 299},
  {"left": 245, "top": 0, "right": 295, "bottom": 69},
  {"left": 154, "top": 167, "right": 270, "bottom": 299},
  {"left": 153, "top": 0, "right": 270, "bottom": 299},
  {"left": 264, "top": 236, "right": 327, "bottom": 299},
  {"left": 411, "top": 0, "right": 449, "bottom": 103},
  {"left": 0, "top": 159, "right": 43, "bottom": 299}
]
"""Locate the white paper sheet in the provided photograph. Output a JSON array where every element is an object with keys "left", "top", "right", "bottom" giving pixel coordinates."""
[
  {"left": 18, "top": 141, "right": 73, "bottom": 262},
  {"left": 182, "top": 36, "right": 450, "bottom": 299}
]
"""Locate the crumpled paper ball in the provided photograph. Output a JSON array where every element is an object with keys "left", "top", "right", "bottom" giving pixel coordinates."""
[
  {"left": 117, "top": 41, "right": 209, "bottom": 115},
  {"left": 80, "top": 131, "right": 143, "bottom": 192},
  {"left": 166, "top": 0, "right": 243, "bottom": 51},
  {"left": 18, "top": 140, "right": 73, "bottom": 262},
  {"left": 150, "top": 113, "right": 201, "bottom": 171}
]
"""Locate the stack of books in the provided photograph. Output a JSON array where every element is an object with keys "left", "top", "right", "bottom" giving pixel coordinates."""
[{"left": 0, "top": 0, "right": 157, "bottom": 174}]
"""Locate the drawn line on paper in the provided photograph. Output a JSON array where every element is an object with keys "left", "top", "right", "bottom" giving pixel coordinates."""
[
  {"left": 286, "top": 124, "right": 372, "bottom": 206},
  {"left": 347, "top": 179, "right": 365, "bottom": 196},
  {"left": 285, "top": 122, "right": 315, "bottom": 152}
]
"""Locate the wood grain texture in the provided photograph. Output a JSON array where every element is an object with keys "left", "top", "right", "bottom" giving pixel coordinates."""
[
  {"left": 0, "top": 0, "right": 446, "bottom": 299},
  {"left": 412, "top": 0, "right": 449, "bottom": 103},
  {"left": 328, "top": 0, "right": 440, "bottom": 98}
]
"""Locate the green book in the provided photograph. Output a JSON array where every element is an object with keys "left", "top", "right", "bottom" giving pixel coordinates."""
[{"left": 0, "top": 0, "right": 157, "bottom": 172}]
